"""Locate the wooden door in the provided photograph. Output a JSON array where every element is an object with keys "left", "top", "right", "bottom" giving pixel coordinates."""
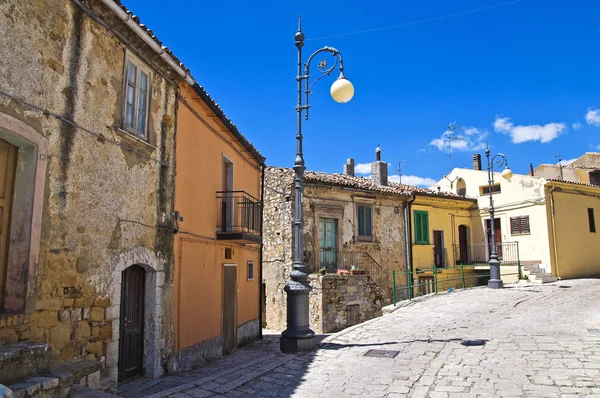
[
  {"left": 433, "top": 231, "right": 445, "bottom": 267},
  {"left": 0, "top": 140, "right": 17, "bottom": 311},
  {"left": 119, "top": 265, "right": 145, "bottom": 383},
  {"left": 485, "top": 218, "right": 502, "bottom": 260},
  {"left": 319, "top": 218, "right": 337, "bottom": 271},
  {"left": 458, "top": 225, "right": 469, "bottom": 265},
  {"left": 223, "top": 265, "right": 237, "bottom": 355}
]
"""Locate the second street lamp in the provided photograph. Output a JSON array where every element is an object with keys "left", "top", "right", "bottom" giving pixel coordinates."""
[
  {"left": 485, "top": 144, "right": 512, "bottom": 289},
  {"left": 280, "top": 16, "right": 354, "bottom": 353}
]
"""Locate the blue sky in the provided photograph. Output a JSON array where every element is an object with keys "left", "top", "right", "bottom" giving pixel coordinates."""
[{"left": 123, "top": 0, "right": 600, "bottom": 187}]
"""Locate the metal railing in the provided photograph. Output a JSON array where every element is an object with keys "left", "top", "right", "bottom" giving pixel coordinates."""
[
  {"left": 216, "top": 191, "right": 262, "bottom": 235},
  {"left": 306, "top": 249, "right": 383, "bottom": 282},
  {"left": 433, "top": 247, "right": 448, "bottom": 268},
  {"left": 392, "top": 262, "right": 523, "bottom": 305},
  {"left": 452, "top": 241, "right": 519, "bottom": 266}
]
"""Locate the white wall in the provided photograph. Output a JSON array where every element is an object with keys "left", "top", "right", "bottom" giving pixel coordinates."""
[{"left": 436, "top": 168, "right": 552, "bottom": 272}]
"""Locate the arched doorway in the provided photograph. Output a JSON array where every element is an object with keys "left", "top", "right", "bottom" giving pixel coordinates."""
[
  {"left": 119, "top": 264, "right": 146, "bottom": 383},
  {"left": 456, "top": 178, "right": 466, "bottom": 196},
  {"left": 458, "top": 225, "right": 469, "bottom": 265}
]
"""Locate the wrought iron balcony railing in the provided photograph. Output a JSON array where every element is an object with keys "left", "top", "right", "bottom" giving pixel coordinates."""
[
  {"left": 305, "top": 249, "right": 383, "bottom": 282},
  {"left": 216, "top": 191, "right": 262, "bottom": 244},
  {"left": 452, "top": 241, "right": 519, "bottom": 266}
]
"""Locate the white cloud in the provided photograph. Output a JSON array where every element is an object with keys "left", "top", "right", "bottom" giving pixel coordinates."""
[
  {"left": 354, "top": 163, "right": 371, "bottom": 175},
  {"left": 572, "top": 122, "right": 583, "bottom": 130},
  {"left": 586, "top": 108, "right": 600, "bottom": 126},
  {"left": 389, "top": 174, "right": 436, "bottom": 187},
  {"left": 429, "top": 127, "right": 487, "bottom": 152},
  {"left": 558, "top": 158, "right": 576, "bottom": 166},
  {"left": 494, "top": 115, "right": 566, "bottom": 144}
]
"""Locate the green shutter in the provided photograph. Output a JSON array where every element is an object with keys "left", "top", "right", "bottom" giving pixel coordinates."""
[
  {"left": 414, "top": 210, "right": 429, "bottom": 245},
  {"left": 365, "top": 207, "right": 372, "bottom": 237},
  {"left": 358, "top": 206, "right": 364, "bottom": 236}
]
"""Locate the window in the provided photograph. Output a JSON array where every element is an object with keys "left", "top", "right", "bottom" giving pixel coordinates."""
[
  {"left": 589, "top": 208, "right": 596, "bottom": 233},
  {"left": 357, "top": 205, "right": 373, "bottom": 241},
  {"left": 224, "top": 248, "right": 232, "bottom": 259},
  {"left": 247, "top": 261, "right": 254, "bottom": 281},
  {"left": 123, "top": 54, "right": 151, "bottom": 139},
  {"left": 590, "top": 172, "right": 600, "bottom": 186},
  {"left": 480, "top": 183, "right": 501, "bottom": 195},
  {"left": 414, "top": 210, "right": 429, "bottom": 245},
  {"left": 510, "top": 216, "right": 530, "bottom": 235}
]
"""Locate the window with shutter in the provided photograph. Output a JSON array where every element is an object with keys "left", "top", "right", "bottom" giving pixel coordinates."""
[
  {"left": 510, "top": 216, "right": 530, "bottom": 235},
  {"left": 357, "top": 205, "right": 373, "bottom": 241},
  {"left": 414, "top": 210, "right": 429, "bottom": 245}
]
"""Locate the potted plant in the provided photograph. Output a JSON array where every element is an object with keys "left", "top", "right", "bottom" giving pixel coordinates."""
[
  {"left": 319, "top": 267, "right": 326, "bottom": 276},
  {"left": 349, "top": 265, "right": 365, "bottom": 275}
]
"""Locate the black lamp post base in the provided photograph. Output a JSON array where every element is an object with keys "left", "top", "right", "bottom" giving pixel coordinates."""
[
  {"left": 280, "top": 333, "right": 316, "bottom": 353},
  {"left": 487, "top": 278, "right": 504, "bottom": 289}
]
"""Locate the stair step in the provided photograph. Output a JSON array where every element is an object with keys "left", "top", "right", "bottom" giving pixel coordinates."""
[
  {"left": 529, "top": 276, "right": 558, "bottom": 284},
  {"left": 70, "top": 385, "right": 120, "bottom": 398},
  {"left": 0, "top": 343, "right": 52, "bottom": 385}
]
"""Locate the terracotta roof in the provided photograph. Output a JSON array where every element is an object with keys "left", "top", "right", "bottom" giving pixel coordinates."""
[
  {"left": 546, "top": 179, "right": 600, "bottom": 188},
  {"left": 111, "top": 0, "right": 265, "bottom": 164},
  {"left": 303, "top": 171, "right": 470, "bottom": 200}
]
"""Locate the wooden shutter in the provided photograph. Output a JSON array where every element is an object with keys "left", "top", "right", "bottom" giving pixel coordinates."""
[
  {"left": 414, "top": 211, "right": 429, "bottom": 244},
  {"left": 365, "top": 206, "right": 372, "bottom": 237},
  {"left": 510, "top": 216, "right": 530, "bottom": 234}
]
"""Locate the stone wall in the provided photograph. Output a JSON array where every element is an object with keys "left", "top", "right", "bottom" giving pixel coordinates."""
[
  {"left": 262, "top": 167, "right": 408, "bottom": 331},
  {"left": 309, "top": 275, "right": 385, "bottom": 334},
  {"left": 0, "top": 0, "right": 177, "bottom": 382}
]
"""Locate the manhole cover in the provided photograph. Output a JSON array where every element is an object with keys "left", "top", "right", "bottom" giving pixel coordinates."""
[
  {"left": 460, "top": 339, "right": 487, "bottom": 347},
  {"left": 363, "top": 349, "right": 400, "bottom": 358},
  {"left": 587, "top": 329, "right": 600, "bottom": 334}
]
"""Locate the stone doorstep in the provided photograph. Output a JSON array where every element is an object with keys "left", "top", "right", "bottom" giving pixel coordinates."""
[
  {"left": 7, "top": 360, "right": 102, "bottom": 398},
  {"left": 0, "top": 343, "right": 52, "bottom": 385}
]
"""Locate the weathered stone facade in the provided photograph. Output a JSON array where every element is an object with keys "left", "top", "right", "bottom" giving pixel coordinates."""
[
  {"left": 263, "top": 167, "right": 411, "bottom": 331},
  {"left": 309, "top": 275, "right": 385, "bottom": 334},
  {"left": 0, "top": 0, "right": 182, "bottom": 383}
]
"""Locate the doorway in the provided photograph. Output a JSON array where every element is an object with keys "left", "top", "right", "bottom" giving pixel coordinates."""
[
  {"left": 433, "top": 230, "right": 445, "bottom": 267},
  {"left": 319, "top": 218, "right": 337, "bottom": 272},
  {"left": 223, "top": 264, "right": 237, "bottom": 355},
  {"left": 119, "top": 265, "right": 145, "bottom": 383},
  {"left": 0, "top": 139, "right": 17, "bottom": 311},
  {"left": 458, "top": 225, "right": 469, "bottom": 265},
  {"left": 485, "top": 218, "right": 502, "bottom": 260}
]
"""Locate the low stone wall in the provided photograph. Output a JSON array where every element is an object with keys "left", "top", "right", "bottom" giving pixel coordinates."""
[{"left": 309, "top": 275, "right": 384, "bottom": 334}]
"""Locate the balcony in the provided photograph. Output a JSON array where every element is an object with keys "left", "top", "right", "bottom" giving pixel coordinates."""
[
  {"left": 216, "top": 191, "right": 262, "bottom": 244},
  {"left": 305, "top": 249, "right": 383, "bottom": 282},
  {"left": 452, "top": 242, "right": 520, "bottom": 266}
]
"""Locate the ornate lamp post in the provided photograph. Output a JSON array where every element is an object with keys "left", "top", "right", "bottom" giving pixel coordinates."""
[
  {"left": 485, "top": 144, "right": 512, "bottom": 289},
  {"left": 280, "top": 16, "right": 354, "bottom": 353}
]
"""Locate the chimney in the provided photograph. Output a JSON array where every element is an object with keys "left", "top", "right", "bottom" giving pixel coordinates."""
[
  {"left": 529, "top": 163, "right": 534, "bottom": 176},
  {"left": 472, "top": 154, "right": 482, "bottom": 171},
  {"left": 371, "top": 145, "right": 388, "bottom": 186},
  {"left": 343, "top": 158, "right": 355, "bottom": 176}
]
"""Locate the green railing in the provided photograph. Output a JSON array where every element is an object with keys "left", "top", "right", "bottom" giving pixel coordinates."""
[{"left": 392, "top": 262, "right": 523, "bottom": 306}]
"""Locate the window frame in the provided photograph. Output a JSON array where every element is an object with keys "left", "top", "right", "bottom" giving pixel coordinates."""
[
  {"left": 247, "top": 261, "right": 254, "bottom": 281},
  {"left": 414, "top": 210, "right": 430, "bottom": 245},
  {"left": 480, "top": 183, "right": 501, "bottom": 195},
  {"left": 356, "top": 205, "right": 373, "bottom": 242},
  {"left": 510, "top": 216, "right": 531, "bottom": 235},
  {"left": 588, "top": 208, "right": 596, "bottom": 233},
  {"left": 122, "top": 51, "right": 152, "bottom": 141}
]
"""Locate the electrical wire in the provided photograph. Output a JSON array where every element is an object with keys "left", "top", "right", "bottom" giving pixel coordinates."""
[{"left": 307, "top": 0, "right": 524, "bottom": 41}]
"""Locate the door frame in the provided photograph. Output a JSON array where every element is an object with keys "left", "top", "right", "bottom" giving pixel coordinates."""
[
  {"left": 433, "top": 230, "right": 445, "bottom": 267},
  {"left": 222, "top": 263, "right": 237, "bottom": 354},
  {"left": 318, "top": 217, "right": 338, "bottom": 271},
  {"left": 458, "top": 224, "right": 469, "bottom": 265},
  {"left": 312, "top": 205, "right": 344, "bottom": 270}
]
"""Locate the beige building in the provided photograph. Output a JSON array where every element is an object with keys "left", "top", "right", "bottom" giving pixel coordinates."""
[{"left": 534, "top": 152, "right": 600, "bottom": 186}]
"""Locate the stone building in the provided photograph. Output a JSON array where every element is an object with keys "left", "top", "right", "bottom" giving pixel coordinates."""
[
  {"left": 533, "top": 152, "right": 600, "bottom": 186},
  {"left": 0, "top": 0, "right": 195, "bottom": 388},
  {"left": 263, "top": 148, "right": 434, "bottom": 332}
]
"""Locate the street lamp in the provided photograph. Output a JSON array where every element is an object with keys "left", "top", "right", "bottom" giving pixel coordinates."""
[
  {"left": 280, "top": 16, "right": 354, "bottom": 353},
  {"left": 485, "top": 144, "right": 512, "bottom": 289}
]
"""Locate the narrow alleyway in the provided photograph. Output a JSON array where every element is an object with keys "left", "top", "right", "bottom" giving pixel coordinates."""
[{"left": 119, "top": 278, "right": 600, "bottom": 398}]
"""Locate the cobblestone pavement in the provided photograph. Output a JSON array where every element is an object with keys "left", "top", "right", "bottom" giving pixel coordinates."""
[{"left": 118, "top": 278, "right": 600, "bottom": 398}]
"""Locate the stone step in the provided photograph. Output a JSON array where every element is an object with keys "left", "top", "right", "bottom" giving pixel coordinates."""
[
  {"left": 7, "top": 359, "right": 102, "bottom": 398},
  {"left": 528, "top": 275, "right": 558, "bottom": 284},
  {"left": 69, "top": 385, "right": 120, "bottom": 397},
  {"left": 0, "top": 343, "right": 52, "bottom": 385}
]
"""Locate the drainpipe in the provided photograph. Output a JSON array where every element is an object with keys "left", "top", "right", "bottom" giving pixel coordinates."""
[
  {"left": 258, "top": 165, "right": 265, "bottom": 339},
  {"left": 549, "top": 187, "right": 561, "bottom": 279},
  {"left": 96, "top": 0, "right": 195, "bottom": 86},
  {"left": 404, "top": 195, "right": 416, "bottom": 287}
]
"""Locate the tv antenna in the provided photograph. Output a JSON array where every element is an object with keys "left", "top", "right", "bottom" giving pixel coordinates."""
[
  {"left": 396, "top": 160, "right": 407, "bottom": 184},
  {"left": 556, "top": 153, "right": 564, "bottom": 180},
  {"left": 444, "top": 122, "right": 462, "bottom": 188}
]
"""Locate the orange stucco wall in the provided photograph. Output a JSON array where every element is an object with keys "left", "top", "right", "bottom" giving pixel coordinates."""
[{"left": 174, "top": 84, "right": 262, "bottom": 351}]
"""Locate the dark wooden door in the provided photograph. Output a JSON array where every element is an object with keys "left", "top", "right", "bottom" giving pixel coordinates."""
[
  {"left": 433, "top": 231, "right": 444, "bottom": 267},
  {"left": 119, "top": 265, "right": 145, "bottom": 383},
  {"left": 0, "top": 139, "right": 17, "bottom": 311},
  {"left": 223, "top": 265, "right": 237, "bottom": 355},
  {"left": 485, "top": 218, "right": 502, "bottom": 260},
  {"left": 458, "top": 225, "right": 469, "bottom": 264}
]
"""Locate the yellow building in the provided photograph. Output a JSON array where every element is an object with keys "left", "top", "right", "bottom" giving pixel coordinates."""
[
  {"left": 545, "top": 180, "right": 600, "bottom": 279},
  {"left": 409, "top": 192, "right": 482, "bottom": 296}
]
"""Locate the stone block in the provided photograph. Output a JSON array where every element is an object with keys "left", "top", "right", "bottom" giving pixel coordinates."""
[
  {"left": 58, "top": 309, "right": 70, "bottom": 323},
  {"left": 62, "top": 298, "right": 74, "bottom": 308},
  {"left": 86, "top": 341, "right": 103, "bottom": 355},
  {"left": 90, "top": 307, "right": 104, "bottom": 322},
  {"left": 93, "top": 296, "right": 110, "bottom": 308},
  {"left": 20, "top": 328, "right": 46, "bottom": 343},
  {"left": 98, "top": 324, "right": 111, "bottom": 341},
  {"left": 32, "top": 311, "right": 59, "bottom": 328},
  {"left": 157, "top": 272, "right": 165, "bottom": 287},
  {"left": 50, "top": 324, "right": 72, "bottom": 348},
  {"left": 110, "top": 321, "right": 119, "bottom": 341},
  {"left": 87, "top": 371, "right": 100, "bottom": 389},
  {"left": 105, "top": 341, "right": 118, "bottom": 367},
  {"left": 0, "top": 328, "right": 18, "bottom": 344},
  {"left": 91, "top": 326, "right": 99, "bottom": 337},
  {"left": 29, "top": 377, "right": 59, "bottom": 390},
  {"left": 105, "top": 306, "right": 119, "bottom": 321},
  {"left": 75, "top": 321, "right": 91, "bottom": 339},
  {"left": 71, "top": 308, "right": 82, "bottom": 322},
  {"left": 73, "top": 296, "right": 94, "bottom": 308},
  {"left": 83, "top": 307, "right": 91, "bottom": 320},
  {"left": 41, "top": 280, "right": 54, "bottom": 294}
]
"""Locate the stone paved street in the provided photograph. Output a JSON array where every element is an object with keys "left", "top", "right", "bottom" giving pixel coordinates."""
[{"left": 118, "top": 278, "right": 600, "bottom": 398}]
